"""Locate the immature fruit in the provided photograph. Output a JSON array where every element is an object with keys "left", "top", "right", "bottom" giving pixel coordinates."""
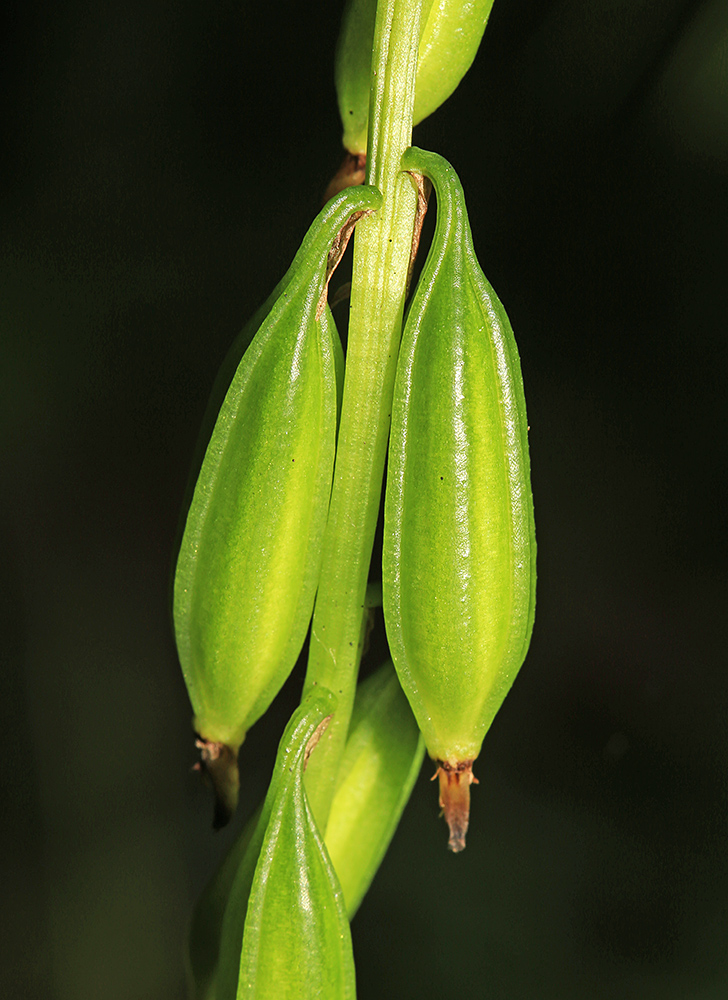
[
  {"left": 236, "top": 690, "right": 354, "bottom": 1000},
  {"left": 185, "top": 663, "right": 421, "bottom": 999},
  {"left": 174, "top": 186, "right": 381, "bottom": 825},
  {"left": 210, "top": 689, "right": 353, "bottom": 1000},
  {"left": 382, "top": 147, "right": 536, "bottom": 851},
  {"left": 335, "top": 0, "right": 494, "bottom": 155},
  {"left": 414, "top": 0, "right": 495, "bottom": 128},
  {"left": 334, "top": 0, "right": 376, "bottom": 155},
  {"left": 325, "top": 660, "right": 424, "bottom": 916}
]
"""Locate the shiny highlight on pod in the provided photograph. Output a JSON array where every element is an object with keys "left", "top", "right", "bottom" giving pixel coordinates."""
[
  {"left": 173, "top": 186, "right": 381, "bottom": 825},
  {"left": 383, "top": 148, "right": 536, "bottom": 851},
  {"left": 335, "top": 0, "right": 495, "bottom": 155}
]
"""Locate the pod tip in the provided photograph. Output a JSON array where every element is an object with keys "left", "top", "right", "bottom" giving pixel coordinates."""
[
  {"left": 193, "top": 737, "right": 240, "bottom": 830},
  {"left": 434, "top": 760, "right": 478, "bottom": 852}
]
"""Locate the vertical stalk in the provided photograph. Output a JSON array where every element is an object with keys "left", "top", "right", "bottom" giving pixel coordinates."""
[{"left": 303, "top": 0, "right": 423, "bottom": 827}]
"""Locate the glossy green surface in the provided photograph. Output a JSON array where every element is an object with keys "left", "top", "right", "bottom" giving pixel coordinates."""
[
  {"left": 325, "top": 661, "right": 425, "bottom": 917},
  {"left": 413, "top": 0, "right": 494, "bottom": 126},
  {"left": 173, "top": 187, "right": 381, "bottom": 750},
  {"left": 235, "top": 689, "right": 355, "bottom": 1000},
  {"left": 335, "top": 0, "right": 493, "bottom": 153},
  {"left": 383, "top": 147, "right": 535, "bottom": 764},
  {"left": 187, "top": 665, "right": 422, "bottom": 998},
  {"left": 335, "top": 0, "right": 377, "bottom": 154},
  {"left": 204, "top": 691, "right": 343, "bottom": 1000}
]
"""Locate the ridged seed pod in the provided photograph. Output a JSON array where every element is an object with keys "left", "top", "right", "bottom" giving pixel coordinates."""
[
  {"left": 414, "top": 0, "right": 495, "bottom": 128},
  {"left": 335, "top": 0, "right": 494, "bottom": 155},
  {"left": 185, "top": 663, "right": 423, "bottom": 1000},
  {"left": 174, "top": 186, "right": 381, "bottom": 825},
  {"left": 325, "top": 660, "right": 424, "bottom": 916},
  {"left": 383, "top": 147, "right": 536, "bottom": 851}
]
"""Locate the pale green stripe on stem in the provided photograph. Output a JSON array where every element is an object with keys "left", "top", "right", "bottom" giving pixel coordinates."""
[{"left": 303, "top": 0, "right": 424, "bottom": 829}]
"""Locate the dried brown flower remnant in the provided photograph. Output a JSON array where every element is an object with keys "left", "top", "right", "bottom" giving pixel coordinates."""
[
  {"left": 433, "top": 760, "right": 478, "bottom": 852},
  {"left": 194, "top": 737, "right": 240, "bottom": 830}
]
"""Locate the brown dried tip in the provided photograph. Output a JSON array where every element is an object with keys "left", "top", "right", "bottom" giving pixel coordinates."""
[
  {"left": 433, "top": 760, "right": 479, "bottom": 852},
  {"left": 304, "top": 715, "right": 332, "bottom": 771},
  {"left": 193, "top": 737, "right": 240, "bottom": 830}
]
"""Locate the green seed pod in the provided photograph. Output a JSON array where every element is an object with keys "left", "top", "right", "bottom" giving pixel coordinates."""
[
  {"left": 237, "top": 689, "right": 354, "bottom": 1000},
  {"left": 335, "top": 0, "right": 494, "bottom": 155},
  {"left": 414, "top": 0, "right": 495, "bottom": 127},
  {"left": 334, "top": 0, "right": 376, "bottom": 156},
  {"left": 185, "top": 663, "right": 422, "bottom": 999},
  {"left": 188, "top": 691, "right": 341, "bottom": 1000},
  {"left": 382, "top": 147, "right": 536, "bottom": 851},
  {"left": 325, "top": 660, "right": 424, "bottom": 917},
  {"left": 174, "top": 186, "right": 381, "bottom": 825},
  {"left": 210, "top": 688, "right": 350, "bottom": 1000}
]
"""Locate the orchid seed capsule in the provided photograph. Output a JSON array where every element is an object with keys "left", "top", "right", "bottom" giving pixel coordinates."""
[
  {"left": 382, "top": 147, "right": 536, "bottom": 851},
  {"left": 174, "top": 185, "right": 381, "bottom": 826},
  {"left": 335, "top": 0, "right": 494, "bottom": 155},
  {"left": 325, "top": 660, "right": 425, "bottom": 917},
  {"left": 186, "top": 660, "right": 422, "bottom": 1000}
]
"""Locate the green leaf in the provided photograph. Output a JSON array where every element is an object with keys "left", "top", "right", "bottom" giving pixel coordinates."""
[
  {"left": 234, "top": 688, "right": 356, "bottom": 1000},
  {"left": 325, "top": 661, "right": 424, "bottom": 917}
]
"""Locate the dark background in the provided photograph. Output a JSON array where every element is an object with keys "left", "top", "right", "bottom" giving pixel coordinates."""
[{"left": 2, "top": 1, "right": 727, "bottom": 997}]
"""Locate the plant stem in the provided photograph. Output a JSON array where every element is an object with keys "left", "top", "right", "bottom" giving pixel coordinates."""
[{"left": 303, "top": 0, "right": 423, "bottom": 828}]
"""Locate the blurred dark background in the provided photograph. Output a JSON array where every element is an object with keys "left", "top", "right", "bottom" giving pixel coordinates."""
[{"left": 2, "top": 0, "right": 727, "bottom": 997}]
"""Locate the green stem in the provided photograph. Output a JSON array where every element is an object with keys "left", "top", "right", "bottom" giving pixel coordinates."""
[{"left": 303, "top": 0, "right": 423, "bottom": 828}]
